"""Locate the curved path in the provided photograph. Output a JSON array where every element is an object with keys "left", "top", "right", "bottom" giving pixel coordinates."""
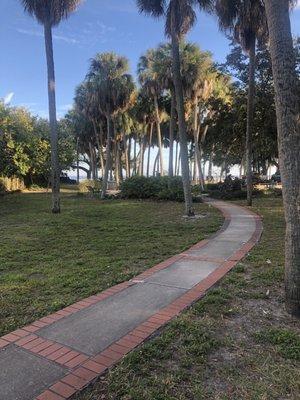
[{"left": 0, "top": 200, "right": 262, "bottom": 400}]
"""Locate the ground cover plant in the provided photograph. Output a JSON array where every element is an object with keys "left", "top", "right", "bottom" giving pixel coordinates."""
[
  {"left": 0, "top": 188, "right": 222, "bottom": 336},
  {"left": 120, "top": 176, "right": 185, "bottom": 202},
  {"left": 76, "top": 196, "right": 300, "bottom": 400}
]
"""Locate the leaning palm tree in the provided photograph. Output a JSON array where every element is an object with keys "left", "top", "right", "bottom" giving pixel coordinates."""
[
  {"left": 20, "top": 0, "right": 83, "bottom": 213},
  {"left": 137, "top": 0, "right": 213, "bottom": 216},
  {"left": 215, "top": 0, "right": 267, "bottom": 206},
  {"left": 263, "top": 0, "right": 300, "bottom": 316}
]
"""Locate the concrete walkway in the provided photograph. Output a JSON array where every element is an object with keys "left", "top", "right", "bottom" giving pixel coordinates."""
[{"left": 0, "top": 200, "right": 262, "bottom": 400}]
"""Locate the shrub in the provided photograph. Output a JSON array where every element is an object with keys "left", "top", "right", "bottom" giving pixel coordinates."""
[
  {"left": 208, "top": 189, "right": 247, "bottom": 200},
  {"left": 78, "top": 179, "right": 102, "bottom": 194},
  {"left": 120, "top": 176, "right": 184, "bottom": 202},
  {"left": 0, "top": 176, "right": 25, "bottom": 193},
  {"left": 205, "top": 183, "right": 220, "bottom": 191},
  {"left": 266, "top": 187, "right": 282, "bottom": 197},
  {"left": 206, "top": 175, "right": 256, "bottom": 200}
]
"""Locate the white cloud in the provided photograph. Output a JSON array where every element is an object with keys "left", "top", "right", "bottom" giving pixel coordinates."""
[
  {"left": 4, "top": 92, "right": 14, "bottom": 104},
  {"left": 52, "top": 34, "right": 79, "bottom": 44},
  {"left": 16, "top": 28, "right": 79, "bottom": 44}
]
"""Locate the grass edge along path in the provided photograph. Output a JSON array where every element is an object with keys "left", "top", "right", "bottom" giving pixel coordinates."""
[
  {"left": 1, "top": 197, "right": 259, "bottom": 400},
  {"left": 75, "top": 196, "right": 300, "bottom": 400},
  {"left": 0, "top": 191, "right": 223, "bottom": 336}
]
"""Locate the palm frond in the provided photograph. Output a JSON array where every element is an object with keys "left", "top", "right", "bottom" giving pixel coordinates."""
[
  {"left": 136, "top": 0, "right": 166, "bottom": 17},
  {"left": 215, "top": 0, "right": 268, "bottom": 52},
  {"left": 20, "top": 0, "right": 82, "bottom": 26}
]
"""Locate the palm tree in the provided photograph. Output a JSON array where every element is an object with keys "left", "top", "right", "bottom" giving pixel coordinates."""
[
  {"left": 138, "top": 50, "right": 165, "bottom": 176},
  {"left": 87, "top": 53, "right": 135, "bottom": 198},
  {"left": 137, "top": 0, "right": 213, "bottom": 216},
  {"left": 74, "top": 82, "right": 105, "bottom": 178},
  {"left": 264, "top": 0, "right": 300, "bottom": 316},
  {"left": 152, "top": 43, "right": 176, "bottom": 177},
  {"left": 215, "top": 0, "right": 267, "bottom": 206},
  {"left": 20, "top": 0, "right": 83, "bottom": 213},
  {"left": 132, "top": 90, "right": 156, "bottom": 176},
  {"left": 180, "top": 43, "right": 214, "bottom": 188}
]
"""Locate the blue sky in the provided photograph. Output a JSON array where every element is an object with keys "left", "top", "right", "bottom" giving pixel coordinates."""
[{"left": 1, "top": 0, "right": 300, "bottom": 119}]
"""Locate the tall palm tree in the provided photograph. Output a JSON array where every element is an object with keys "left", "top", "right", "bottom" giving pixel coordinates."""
[
  {"left": 20, "top": 0, "right": 83, "bottom": 213},
  {"left": 152, "top": 43, "right": 176, "bottom": 177},
  {"left": 180, "top": 43, "right": 214, "bottom": 188},
  {"left": 133, "top": 90, "right": 156, "bottom": 176},
  {"left": 74, "top": 82, "right": 105, "bottom": 178},
  {"left": 138, "top": 50, "right": 165, "bottom": 176},
  {"left": 137, "top": 0, "right": 213, "bottom": 216},
  {"left": 264, "top": 0, "right": 300, "bottom": 316},
  {"left": 87, "top": 53, "right": 135, "bottom": 198},
  {"left": 215, "top": 0, "right": 267, "bottom": 206}
]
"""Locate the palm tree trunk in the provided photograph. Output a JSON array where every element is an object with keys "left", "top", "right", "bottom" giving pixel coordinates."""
[
  {"left": 175, "top": 141, "right": 178, "bottom": 176},
  {"left": 123, "top": 135, "right": 130, "bottom": 178},
  {"left": 193, "top": 104, "right": 204, "bottom": 190},
  {"left": 147, "top": 123, "right": 153, "bottom": 177},
  {"left": 128, "top": 138, "right": 132, "bottom": 178},
  {"left": 101, "top": 115, "right": 112, "bottom": 198},
  {"left": 98, "top": 127, "right": 105, "bottom": 178},
  {"left": 177, "top": 150, "right": 181, "bottom": 176},
  {"left": 239, "top": 158, "right": 243, "bottom": 179},
  {"left": 170, "top": 21, "right": 194, "bottom": 216},
  {"left": 133, "top": 136, "right": 137, "bottom": 176},
  {"left": 44, "top": 21, "right": 60, "bottom": 213},
  {"left": 168, "top": 88, "right": 176, "bottom": 176},
  {"left": 219, "top": 163, "right": 224, "bottom": 182},
  {"left": 153, "top": 149, "right": 160, "bottom": 176},
  {"left": 192, "top": 156, "right": 196, "bottom": 182},
  {"left": 200, "top": 125, "right": 208, "bottom": 184},
  {"left": 89, "top": 142, "right": 95, "bottom": 180},
  {"left": 139, "top": 136, "right": 145, "bottom": 176},
  {"left": 92, "top": 119, "right": 102, "bottom": 178},
  {"left": 246, "top": 34, "right": 256, "bottom": 206},
  {"left": 208, "top": 152, "right": 213, "bottom": 182},
  {"left": 115, "top": 141, "right": 119, "bottom": 188},
  {"left": 154, "top": 95, "right": 164, "bottom": 176},
  {"left": 265, "top": 0, "right": 300, "bottom": 317},
  {"left": 76, "top": 137, "right": 80, "bottom": 184}
]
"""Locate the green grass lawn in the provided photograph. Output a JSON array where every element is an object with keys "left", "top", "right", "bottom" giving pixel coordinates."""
[
  {"left": 76, "top": 196, "right": 300, "bottom": 400},
  {"left": 0, "top": 189, "right": 222, "bottom": 336}
]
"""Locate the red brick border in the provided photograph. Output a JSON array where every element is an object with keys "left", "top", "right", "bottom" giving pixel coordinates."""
[{"left": 0, "top": 200, "right": 262, "bottom": 400}]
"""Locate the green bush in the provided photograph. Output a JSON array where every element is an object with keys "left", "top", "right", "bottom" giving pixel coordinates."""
[
  {"left": 206, "top": 175, "right": 261, "bottom": 200},
  {"left": 120, "top": 176, "right": 185, "bottom": 202},
  {"left": 78, "top": 179, "right": 102, "bottom": 193},
  {"left": 205, "top": 183, "right": 220, "bottom": 191},
  {"left": 208, "top": 189, "right": 247, "bottom": 200}
]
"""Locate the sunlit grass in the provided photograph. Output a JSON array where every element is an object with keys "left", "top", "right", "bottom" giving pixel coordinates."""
[{"left": 0, "top": 190, "right": 222, "bottom": 335}]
